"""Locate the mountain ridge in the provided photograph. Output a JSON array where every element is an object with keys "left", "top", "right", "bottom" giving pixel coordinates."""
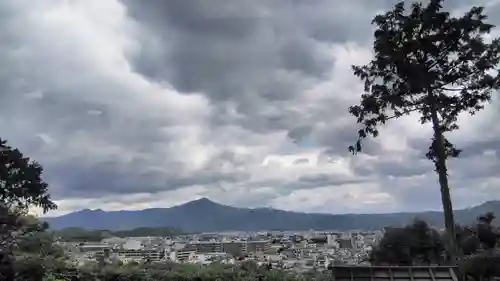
[
  {"left": 44, "top": 198, "right": 500, "bottom": 232},
  {"left": 51, "top": 197, "right": 463, "bottom": 216}
]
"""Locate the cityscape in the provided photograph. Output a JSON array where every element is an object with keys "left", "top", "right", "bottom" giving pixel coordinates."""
[{"left": 59, "top": 229, "right": 384, "bottom": 271}]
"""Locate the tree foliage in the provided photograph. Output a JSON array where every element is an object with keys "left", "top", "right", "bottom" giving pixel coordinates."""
[
  {"left": 0, "top": 138, "right": 56, "bottom": 212},
  {"left": 0, "top": 211, "right": 59, "bottom": 281},
  {"left": 13, "top": 257, "right": 324, "bottom": 281},
  {"left": 348, "top": 0, "right": 500, "bottom": 258},
  {"left": 370, "top": 219, "right": 446, "bottom": 265},
  {"left": 371, "top": 215, "right": 500, "bottom": 280},
  {"left": 15, "top": 228, "right": 65, "bottom": 258},
  {"left": 349, "top": 0, "right": 500, "bottom": 153},
  {"left": 457, "top": 213, "right": 500, "bottom": 281},
  {"left": 475, "top": 212, "right": 499, "bottom": 250},
  {"left": 0, "top": 138, "right": 57, "bottom": 280}
]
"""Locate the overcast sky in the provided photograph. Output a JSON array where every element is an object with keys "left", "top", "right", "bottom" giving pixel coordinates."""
[{"left": 1, "top": 0, "right": 499, "bottom": 217}]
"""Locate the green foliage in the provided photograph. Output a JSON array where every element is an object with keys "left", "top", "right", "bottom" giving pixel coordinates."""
[
  {"left": 52, "top": 227, "right": 184, "bottom": 242},
  {"left": 371, "top": 215, "right": 500, "bottom": 281},
  {"left": 371, "top": 213, "right": 500, "bottom": 266},
  {"left": 455, "top": 224, "right": 480, "bottom": 255},
  {"left": 14, "top": 256, "right": 51, "bottom": 281},
  {"left": 451, "top": 212, "right": 499, "bottom": 256},
  {"left": 0, "top": 137, "right": 59, "bottom": 280},
  {"left": 459, "top": 250, "right": 500, "bottom": 281},
  {"left": 0, "top": 138, "right": 56, "bottom": 212},
  {"left": 15, "top": 230, "right": 65, "bottom": 258},
  {"left": 370, "top": 219, "right": 446, "bottom": 265},
  {"left": 473, "top": 212, "right": 499, "bottom": 250},
  {"left": 456, "top": 213, "right": 500, "bottom": 281},
  {"left": 13, "top": 260, "right": 321, "bottom": 281}
]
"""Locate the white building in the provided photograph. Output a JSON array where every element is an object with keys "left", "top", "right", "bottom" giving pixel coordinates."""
[{"left": 122, "top": 239, "right": 142, "bottom": 250}]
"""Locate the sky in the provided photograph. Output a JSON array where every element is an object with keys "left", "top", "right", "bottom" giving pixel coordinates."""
[{"left": 1, "top": 0, "right": 499, "bottom": 217}]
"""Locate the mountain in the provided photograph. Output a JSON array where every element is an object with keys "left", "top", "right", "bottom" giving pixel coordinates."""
[{"left": 43, "top": 198, "right": 500, "bottom": 232}]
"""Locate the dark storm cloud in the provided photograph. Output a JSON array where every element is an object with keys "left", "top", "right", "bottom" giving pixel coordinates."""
[
  {"left": 287, "top": 126, "right": 313, "bottom": 144},
  {"left": 46, "top": 158, "right": 250, "bottom": 199},
  {"left": 124, "top": 0, "right": 327, "bottom": 100},
  {"left": 121, "top": 0, "right": 400, "bottom": 135},
  {"left": 242, "top": 173, "right": 367, "bottom": 194}
]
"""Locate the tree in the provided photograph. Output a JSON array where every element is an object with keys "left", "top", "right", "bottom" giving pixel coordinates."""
[
  {"left": 370, "top": 219, "right": 446, "bottom": 265},
  {"left": 474, "top": 212, "right": 498, "bottom": 250},
  {"left": 455, "top": 224, "right": 480, "bottom": 255},
  {"left": 0, "top": 138, "right": 56, "bottom": 212},
  {"left": 348, "top": 0, "right": 500, "bottom": 259},
  {"left": 0, "top": 138, "right": 57, "bottom": 280},
  {"left": 16, "top": 229, "right": 65, "bottom": 259}
]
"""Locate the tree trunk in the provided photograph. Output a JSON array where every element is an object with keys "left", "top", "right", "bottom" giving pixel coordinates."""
[{"left": 429, "top": 97, "right": 459, "bottom": 261}]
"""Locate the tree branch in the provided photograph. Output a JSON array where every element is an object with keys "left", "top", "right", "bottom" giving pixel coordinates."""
[
  {"left": 432, "top": 68, "right": 484, "bottom": 91},
  {"left": 384, "top": 105, "right": 426, "bottom": 121}
]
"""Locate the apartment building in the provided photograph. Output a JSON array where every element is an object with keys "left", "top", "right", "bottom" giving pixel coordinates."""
[
  {"left": 78, "top": 243, "right": 113, "bottom": 259},
  {"left": 181, "top": 240, "right": 271, "bottom": 256},
  {"left": 169, "top": 249, "right": 196, "bottom": 263},
  {"left": 246, "top": 240, "right": 271, "bottom": 253},
  {"left": 116, "top": 249, "right": 164, "bottom": 262}
]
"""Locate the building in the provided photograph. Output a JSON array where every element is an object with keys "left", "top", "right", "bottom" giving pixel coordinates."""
[
  {"left": 181, "top": 240, "right": 270, "bottom": 256},
  {"left": 122, "top": 239, "right": 142, "bottom": 250},
  {"left": 78, "top": 243, "right": 113, "bottom": 259},
  {"left": 246, "top": 240, "right": 271, "bottom": 253},
  {"left": 188, "top": 252, "right": 234, "bottom": 265},
  {"left": 116, "top": 249, "right": 164, "bottom": 262},
  {"left": 338, "top": 239, "right": 353, "bottom": 249},
  {"left": 170, "top": 249, "right": 196, "bottom": 263},
  {"left": 221, "top": 241, "right": 245, "bottom": 257}
]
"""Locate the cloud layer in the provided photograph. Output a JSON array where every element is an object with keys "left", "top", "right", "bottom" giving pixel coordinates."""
[{"left": 0, "top": 0, "right": 499, "bottom": 216}]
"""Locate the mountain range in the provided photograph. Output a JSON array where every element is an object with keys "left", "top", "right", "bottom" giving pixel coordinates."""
[{"left": 44, "top": 198, "right": 500, "bottom": 232}]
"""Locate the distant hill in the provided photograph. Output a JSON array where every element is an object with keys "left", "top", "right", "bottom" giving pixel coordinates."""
[
  {"left": 53, "top": 227, "right": 183, "bottom": 242},
  {"left": 43, "top": 198, "right": 500, "bottom": 232}
]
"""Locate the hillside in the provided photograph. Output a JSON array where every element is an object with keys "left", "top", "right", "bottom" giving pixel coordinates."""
[
  {"left": 43, "top": 198, "right": 500, "bottom": 232},
  {"left": 53, "top": 227, "right": 183, "bottom": 241}
]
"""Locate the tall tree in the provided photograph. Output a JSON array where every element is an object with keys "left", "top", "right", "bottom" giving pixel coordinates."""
[
  {"left": 348, "top": 0, "right": 500, "bottom": 259},
  {"left": 0, "top": 138, "right": 57, "bottom": 280}
]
